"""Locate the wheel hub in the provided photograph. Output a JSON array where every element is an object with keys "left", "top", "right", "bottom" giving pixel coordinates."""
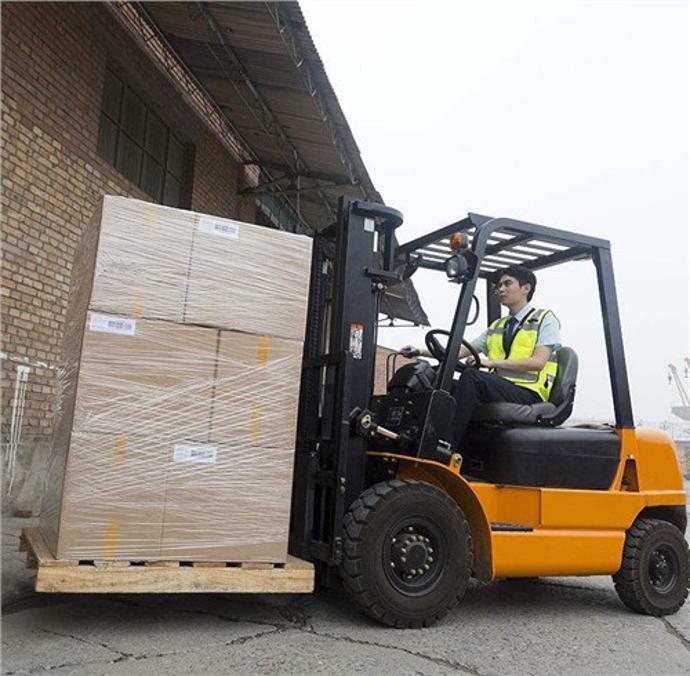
[
  {"left": 390, "top": 526, "right": 435, "bottom": 581},
  {"left": 649, "top": 548, "right": 677, "bottom": 592}
]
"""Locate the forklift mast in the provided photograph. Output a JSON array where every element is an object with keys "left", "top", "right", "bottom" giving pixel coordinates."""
[{"left": 290, "top": 197, "right": 403, "bottom": 579}]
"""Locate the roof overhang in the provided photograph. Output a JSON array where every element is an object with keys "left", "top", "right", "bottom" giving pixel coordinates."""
[{"left": 122, "top": 1, "right": 429, "bottom": 325}]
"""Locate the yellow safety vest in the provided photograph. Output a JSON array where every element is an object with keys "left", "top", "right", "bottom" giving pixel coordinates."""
[{"left": 485, "top": 308, "right": 558, "bottom": 402}]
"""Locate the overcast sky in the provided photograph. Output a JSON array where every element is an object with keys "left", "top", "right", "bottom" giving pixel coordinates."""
[{"left": 301, "top": 0, "right": 689, "bottom": 424}]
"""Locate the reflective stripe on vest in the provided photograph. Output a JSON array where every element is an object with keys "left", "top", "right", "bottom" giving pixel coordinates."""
[{"left": 485, "top": 308, "right": 558, "bottom": 402}]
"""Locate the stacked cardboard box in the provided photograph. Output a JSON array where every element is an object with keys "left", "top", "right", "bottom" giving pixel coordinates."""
[{"left": 41, "top": 196, "right": 312, "bottom": 562}]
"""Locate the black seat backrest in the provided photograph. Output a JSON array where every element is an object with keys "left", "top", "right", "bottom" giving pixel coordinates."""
[{"left": 540, "top": 346, "right": 578, "bottom": 425}]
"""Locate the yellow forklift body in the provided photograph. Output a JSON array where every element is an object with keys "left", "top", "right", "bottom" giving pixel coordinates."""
[{"left": 369, "top": 427, "right": 686, "bottom": 581}]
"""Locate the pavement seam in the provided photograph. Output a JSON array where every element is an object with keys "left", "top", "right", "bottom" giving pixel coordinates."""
[
  {"left": 36, "top": 627, "right": 132, "bottom": 659},
  {"left": 303, "top": 628, "right": 485, "bottom": 675},
  {"left": 123, "top": 625, "right": 288, "bottom": 664},
  {"left": 660, "top": 617, "right": 690, "bottom": 652},
  {"left": 4, "top": 626, "right": 287, "bottom": 674}
]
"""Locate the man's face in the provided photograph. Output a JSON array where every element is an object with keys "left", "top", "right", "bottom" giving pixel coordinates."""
[{"left": 495, "top": 274, "right": 530, "bottom": 307}]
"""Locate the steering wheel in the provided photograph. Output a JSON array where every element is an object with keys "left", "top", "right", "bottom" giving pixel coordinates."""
[{"left": 425, "top": 329, "right": 482, "bottom": 372}]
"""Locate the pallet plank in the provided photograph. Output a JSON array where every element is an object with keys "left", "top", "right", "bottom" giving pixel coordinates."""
[
  {"left": 35, "top": 565, "right": 314, "bottom": 593},
  {"left": 284, "top": 555, "right": 314, "bottom": 570},
  {"left": 23, "top": 527, "right": 314, "bottom": 594},
  {"left": 240, "top": 562, "right": 274, "bottom": 570}
]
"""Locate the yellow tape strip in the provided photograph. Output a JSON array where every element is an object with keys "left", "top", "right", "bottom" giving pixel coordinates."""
[
  {"left": 257, "top": 335, "right": 269, "bottom": 366},
  {"left": 250, "top": 402, "right": 264, "bottom": 443},
  {"left": 112, "top": 435, "right": 127, "bottom": 465},
  {"left": 131, "top": 289, "right": 144, "bottom": 318},
  {"left": 103, "top": 517, "right": 120, "bottom": 559}
]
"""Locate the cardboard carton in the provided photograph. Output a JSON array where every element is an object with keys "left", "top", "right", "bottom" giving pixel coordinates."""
[
  {"left": 71, "top": 313, "right": 217, "bottom": 440},
  {"left": 160, "top": 442, "right": 294, "bottom": 562},
  {"left": 89, "top": 196, "right": 195, "bottom": 322},
  {"left": 45, "top": 432, "right": 168, "bottom": 560},
  {"left": 211, "top": 331, "right": 303, "bottom": 448},
  {"left": 185, "top": 214, "right": 312, "bottom": 340}
]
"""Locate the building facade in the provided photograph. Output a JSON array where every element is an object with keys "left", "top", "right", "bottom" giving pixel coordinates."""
[
  {"left": 1, "top": 3, "right": 266, "bottom": 511},
  {"left": 1, "top": 2, "right": 427, "bottom": 514}
]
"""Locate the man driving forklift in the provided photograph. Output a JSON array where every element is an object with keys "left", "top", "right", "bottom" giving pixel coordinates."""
[
  {"left": 401, "top": 265, "right": 561, "bottom": 450},
  {"left": 291, "top": 199, "right": 688, "bottom": 628}
]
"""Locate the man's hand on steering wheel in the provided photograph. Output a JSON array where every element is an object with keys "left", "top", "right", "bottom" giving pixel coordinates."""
[
  {"left": 424, "top": 329, "right": 484, "bottom": 372},
  {"left": 466, "top": 354, "right": 494, "bottom": 369}
]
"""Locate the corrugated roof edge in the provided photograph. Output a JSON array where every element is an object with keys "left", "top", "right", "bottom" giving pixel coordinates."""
[
  {"left": 284, "top": 2, "right": 380, "bottom": 200},
  {"left": 285, "top": 2, "right": 429, "bottom": 326}
]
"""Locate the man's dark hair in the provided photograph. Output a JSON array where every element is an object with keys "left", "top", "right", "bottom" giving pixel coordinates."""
[{"left": 498, "top": 265, "right": 537, "bottom": 301}]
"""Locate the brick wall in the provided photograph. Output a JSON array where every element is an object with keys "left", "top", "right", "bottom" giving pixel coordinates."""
[{"left": 1, "top": 2, "right": 255, "bottom": 512}]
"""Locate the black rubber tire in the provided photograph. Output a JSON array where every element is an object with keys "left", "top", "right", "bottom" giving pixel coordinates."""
[
  {"left": 340, "top": 479, "right": 472, "bottom": 628},
  {"left": 613, "top": 517, "right": 690, "bottom": 616}
]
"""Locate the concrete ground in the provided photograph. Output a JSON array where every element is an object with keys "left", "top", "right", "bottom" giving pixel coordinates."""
[{"left": 2, "top": 515, "right": 689, "bottom": 676}]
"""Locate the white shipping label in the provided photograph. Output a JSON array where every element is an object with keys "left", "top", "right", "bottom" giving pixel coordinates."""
[
  {"left": 198, "top": 216, "right": 240, "bottom": 240},
  {"left": 349, "top": 323, "right": 364, "bottom": 360},
  {"left": 88, "top": 314, "right": 136, "bottom": 336},
  {"left": 173, "top": 443, "right": 218, "bottom": 464}
]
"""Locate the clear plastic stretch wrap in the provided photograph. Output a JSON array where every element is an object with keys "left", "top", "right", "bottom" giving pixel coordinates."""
[{"left": 41, "top": 196, "right": 312, "bottom": 562}]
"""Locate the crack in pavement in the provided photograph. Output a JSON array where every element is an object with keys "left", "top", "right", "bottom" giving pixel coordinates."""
[
  {"left": 269, "top": 598, "right": 486, "bottom": 676},
  {"left": 5, "top": 625, "right": 287, "bottom": 674},
  {"left": 119, "top": 625, "right": 287, "bottom": 666},
  {"left": 276, "top": 596, "right": 314, "bottom": 631},
  {"left": 36, "top": 627, "right": 132, "bottom": 659},
  {"left": 661, "top": 617, "right": 690, "bottom": 652},
  {"left": 304, "top": 628, "right": 486, "bottom": 675}
]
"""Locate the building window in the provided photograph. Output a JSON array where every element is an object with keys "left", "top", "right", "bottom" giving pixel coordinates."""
[
  {"left": 254, "top": 171, "right": 310, "bottom": 234},
  {"left": 97, "top": 67, "right": 189, "bottom": 207}
]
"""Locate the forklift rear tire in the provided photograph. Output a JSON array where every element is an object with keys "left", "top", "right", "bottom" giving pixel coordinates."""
[
  {"left": 340, "top": 479, "right": 472, "bottom": 628},
  {"left": 613, "top": 517, "right": 690, "bottom": 616}
]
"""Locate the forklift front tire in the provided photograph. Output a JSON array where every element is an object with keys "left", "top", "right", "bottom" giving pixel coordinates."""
[
  {"left": 613, "top": 517, "right": 690, "bottom": 616},
  {"left": 341, "top": 479, "right": 472, "bottom": 628}
]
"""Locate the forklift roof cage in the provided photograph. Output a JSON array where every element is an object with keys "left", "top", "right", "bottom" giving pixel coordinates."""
[{"left": 395, "top": 213, "right": 634, "bottom": 429}]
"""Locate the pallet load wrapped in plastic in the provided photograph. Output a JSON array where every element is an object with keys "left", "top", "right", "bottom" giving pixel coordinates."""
[{"left": 41, "top": 196, "right": 312, "bottom": 562}]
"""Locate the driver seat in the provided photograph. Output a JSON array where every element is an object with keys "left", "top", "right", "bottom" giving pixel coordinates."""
[{"left": 471, "top": 347, "right": 578, "bottom": 427}]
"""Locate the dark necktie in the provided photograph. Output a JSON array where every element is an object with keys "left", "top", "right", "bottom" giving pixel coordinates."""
[{"left": 503, "top": 316, "right": 518, "bottom": 355}]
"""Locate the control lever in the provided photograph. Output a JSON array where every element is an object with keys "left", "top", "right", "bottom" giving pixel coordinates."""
[{"left": 353, "top": 409, "right": 412, "bottom": 447}]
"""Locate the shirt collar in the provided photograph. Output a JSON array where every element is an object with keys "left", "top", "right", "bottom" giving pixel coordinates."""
[{"left": 510, "top": 303, "right": 533, "bottom": 322}]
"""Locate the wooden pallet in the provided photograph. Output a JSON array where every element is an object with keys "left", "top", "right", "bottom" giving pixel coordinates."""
[{"left": 20, "top": 528, "right": 314, "bottom": 594}]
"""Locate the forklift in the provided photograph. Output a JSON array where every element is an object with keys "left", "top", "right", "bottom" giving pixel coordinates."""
[{"left": 290, "top": 196, "right": 689, "bottom": 628}]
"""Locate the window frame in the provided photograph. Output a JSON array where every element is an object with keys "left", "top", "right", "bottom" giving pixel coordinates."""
[{"left": 97, "top": 66, "right": 190, "bottom": 208}]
